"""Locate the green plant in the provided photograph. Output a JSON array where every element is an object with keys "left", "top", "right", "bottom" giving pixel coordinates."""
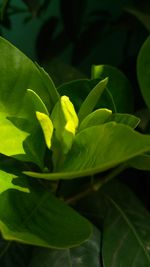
[{"left": 0, "top": 36, "right": 150, "bottom": 266}]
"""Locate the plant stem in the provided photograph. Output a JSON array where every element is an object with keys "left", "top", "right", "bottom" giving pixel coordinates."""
[{"left": 66, "top": 164, "right": 127, "bottom": 204}]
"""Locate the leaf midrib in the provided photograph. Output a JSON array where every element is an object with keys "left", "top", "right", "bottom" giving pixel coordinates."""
[{"left": 105, "top": 194, "right": 150, "bottom": 262}]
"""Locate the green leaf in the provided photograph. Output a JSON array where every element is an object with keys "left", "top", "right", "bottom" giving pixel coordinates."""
[
  {"left": 0, "top": 37, "right": 51, "bottom": 114},
  {"left": 0, "top": 90, "right": 46, "bottom": 168},
  {"left": 0, "top": 113, "right": 29, "bottom": 159},
  {"left": 79, "top": 108, "right": 112, "bottom": 131},
  {"left": 100, "top": 181, "right": 150, "bottom": 267},
  {"left": 137, "top": 36, "right": 150, "bottom": 108},
  {"left": 91, "top": 65, "right": 134, "bottom": 113},
  {"left": 24, "top": 122, "right": 150, "bottom": 180},
  {"left": 129, "top": 153, "right": 150, "bottom": 171},
  {"left": 45, "top": 59, "right": 86, "bottom": 87},
  {"left": 35, "top": 63, "right": 60, "bottom": 111},
  {"left": 78, "top": 78, "right": 108, "bottom": 122},
  {"left": 107, "top": 113, "right": 140, "bottom": 128},
  {"left": 51, "top": 96, "right": 79, "bottom": 154},
  {"left": 79, "top": 111, "right": 139, "bottom": 132},
  {"left": 25, "top": 89, "right": 49, "bottom": 116},
  {"left": 0, "top": 37, "right": 60, "bottom": 167},
  {"left": 136, "top": 109, "right": 150, "bottom": 132},
  {"left": 28, "top": 227, "right": 101, "bottom": 267},
  {"left": 58, "top": 79, "right": 116, "bottom": 113},
  {"left": 0, "top": 178, "right": 92, "bottom": 249},
  {"left": 0, "top": 169, "right": 29, "bottom": 194},
  {"left": 36, "top": 112, "right": 53, "bottom": 149}
]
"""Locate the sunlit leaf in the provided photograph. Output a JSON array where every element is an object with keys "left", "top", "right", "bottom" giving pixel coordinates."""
[
  {"left": 24, "top": 122, "right": 150, "bottom": 180},
  {"left": 51, "top": 96, "right": 78, "bottom": 154},
  {"left": 36, "top": 112, "right": 53, "bottom": 149},
  {"left": 0, "top": 170, "right": 29, "bottom": 194},
  {"left": 0, "top": 178, "right": 92, "bottom": 248}
]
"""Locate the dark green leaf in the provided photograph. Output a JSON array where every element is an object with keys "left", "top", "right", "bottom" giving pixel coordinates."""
[
  {"left": 0, "top": 238, "right": 32, "bottom": 267},
  {"left": 0, "top": 0, "right": 9, "bottom": 20},
  {"left": 91, "top": 65, "right": 134, "bottom": 113},
  {"left": 58, "top": 79, "right": 116, "bottom": 113},
  {"left": 107, "top": 113, "right": 140, "bottom": 128},
  {"left": 100, "top": 181, "right": 150, "bottom": 267},
  {"left": 137, "top": 36, "right": 150, "bottom": 108},
  {"left": 129, "top": 153, "right": 150, "bottom": 171},
  {"left": 29, "top": 227, "right": 101, "bottom": 267},
  {"left": 78, "top": 78, "right": 108, "bottom": 122},
  {"left": 45, "top": 59, "right": 86, "bottom": 87}
]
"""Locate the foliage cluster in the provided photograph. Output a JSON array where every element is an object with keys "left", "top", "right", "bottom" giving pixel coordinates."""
[{"left": 0, "top": 1, "right": 150, "bottom": 266}]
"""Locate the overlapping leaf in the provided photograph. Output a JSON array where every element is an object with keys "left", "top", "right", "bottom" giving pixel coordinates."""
[
  {"left": 58, "top": 79, "right": 116, "bottom": 112},
  {"left": 91, "top": 64, "right": 134, "bottom": 113},
  {"left": 0, "top": 177, "right": 92, "bottom": 248},
  {"left": 25, "top": 122, "right": 150, "bottom": 180},
  {"left": 28, "top": 227, "right": 101, "bottom": 267},
  {"left": 0, "top": 37, "right": 59, "bottom": 167},
  {"left": 100, "top": 181, "right": 150, "bottom": 267}
]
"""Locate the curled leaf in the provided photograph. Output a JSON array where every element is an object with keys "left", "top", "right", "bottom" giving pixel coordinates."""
[{"left": 36, "top": 112, "right": 53, "bottom": 149}]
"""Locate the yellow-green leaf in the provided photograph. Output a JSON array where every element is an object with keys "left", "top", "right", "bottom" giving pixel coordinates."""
[
  {"left": 51, "top": 96, "right": 78, "bottom": 154},
  {"left": 36, "top": 112, "right": 53, "bottom": 149}
]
